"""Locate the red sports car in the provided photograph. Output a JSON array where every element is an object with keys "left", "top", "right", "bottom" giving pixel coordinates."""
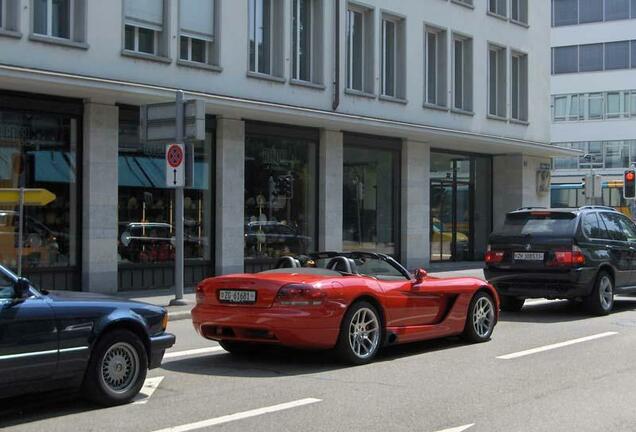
[{"left": 192, "top": 252, "right": 499, "bottom": 364}]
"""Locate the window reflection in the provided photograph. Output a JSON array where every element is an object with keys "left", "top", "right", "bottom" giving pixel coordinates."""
[
  {"left": 244, "top": 128, "right": 316, "bottom": 262},
  {"left": 0, "top": 111, "right": 78, "bottom": 270},
  {"left": 343, "top": 144, "right": 398, "bottom": 255}
]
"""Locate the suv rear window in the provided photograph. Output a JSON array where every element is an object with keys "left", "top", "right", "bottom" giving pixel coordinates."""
[{"left": 499, "top": 212, "right": 577, "bottom": 236}]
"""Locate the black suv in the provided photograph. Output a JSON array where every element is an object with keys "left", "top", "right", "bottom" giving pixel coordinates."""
[{"left": 484, "top": 206, "right": 636, "bottom": 315}]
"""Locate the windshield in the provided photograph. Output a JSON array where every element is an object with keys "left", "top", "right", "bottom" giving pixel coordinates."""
[{"left": 498, "top": 212, "right": 577, "bottom": 236}]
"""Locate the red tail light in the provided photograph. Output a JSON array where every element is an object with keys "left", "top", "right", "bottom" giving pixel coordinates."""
[
  {"left": 275, "top": 283, "right": 326, "bottom": 306},
  {"left": 549, "top": 246, "right": 585, "bottom": 267},
  {"left": 485, "top": 246, "right": 505, "bottom": 264},
  {"left": 196, "top": 282, "right": 205, "bottom": 303}
]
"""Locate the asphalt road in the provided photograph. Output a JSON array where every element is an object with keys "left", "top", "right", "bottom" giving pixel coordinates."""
[{"left": 2, "top": 296, "right": 636, "bottom": 432}]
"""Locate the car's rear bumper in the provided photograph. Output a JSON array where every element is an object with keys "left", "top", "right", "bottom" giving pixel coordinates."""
[
  {"left": 191, "top": 304, "right": 342, "bottom": 349},
  {"left": 483, "top": 267, "right": 597, "bottom": 299},
  {"left": 148, "top": 332, "right": 176, "bottom": 369}
]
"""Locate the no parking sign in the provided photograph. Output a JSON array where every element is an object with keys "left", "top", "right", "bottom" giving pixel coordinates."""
[{"left": 166, "top": 143, "right": 185, "bottom": 188}]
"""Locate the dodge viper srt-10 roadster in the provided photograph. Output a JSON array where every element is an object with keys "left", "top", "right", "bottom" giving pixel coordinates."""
[{"left": 192, "top": 252, "right": 499, "bottom": 364}]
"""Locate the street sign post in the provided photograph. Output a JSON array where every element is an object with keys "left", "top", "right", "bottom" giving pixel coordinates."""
[{"left": 140, "top": 91, "right": 205, "bottom": 306}]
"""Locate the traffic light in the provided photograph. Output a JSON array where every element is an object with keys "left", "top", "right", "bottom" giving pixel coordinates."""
[{"left": 624, "top": 169, "right": 636, "bottom": 199}]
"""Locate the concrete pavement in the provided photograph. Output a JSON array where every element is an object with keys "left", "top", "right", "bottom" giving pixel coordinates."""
[{"left": 2, "top": 292, "right": 636, "bottom": 432}]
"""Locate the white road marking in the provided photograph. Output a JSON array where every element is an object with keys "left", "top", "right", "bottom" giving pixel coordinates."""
[
  {"left": 163, "top": 346, "right": 225, "bottom": 360},
  {"left": 133, "top": 376, "right": 164, "bottom": 405},
  {"left": 434, "top": 424, "right": 475, "bottom": 432},
  {"left": 497, "top": 331, "right": 619, "bottom": 360},
  {"left": 152, "top": 398, "right": 322, "bottom": 432}
]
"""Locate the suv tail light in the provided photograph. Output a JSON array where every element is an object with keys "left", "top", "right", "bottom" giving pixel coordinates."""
[
  {"left": 275, "top": 283, "right": 326, "bottom": 306},
  {"left": 548, "top": 245, "right": 586, "bottom": 267},
  {"left": 485, "top": 245, "right": 505, "bottom": 264}
]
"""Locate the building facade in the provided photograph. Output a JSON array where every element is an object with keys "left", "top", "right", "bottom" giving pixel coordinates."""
[
  {"left": 551, "top": 0, "right": 636, "bottom": 212},
  {"left": 0, "top": 0, "right": 567, "bottom": 293}
]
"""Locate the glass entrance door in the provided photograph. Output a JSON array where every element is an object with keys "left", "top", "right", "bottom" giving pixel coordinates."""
[{"left": 430, "top": 152, "right": 492, "bottom": 262}]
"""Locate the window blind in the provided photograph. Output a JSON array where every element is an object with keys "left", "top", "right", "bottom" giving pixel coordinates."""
[
  {"left": 125, "top": 0, "right": 164, "bottom": 31},
  {"left": 180, "top": 0, "right": 215, "bottom": 40}
]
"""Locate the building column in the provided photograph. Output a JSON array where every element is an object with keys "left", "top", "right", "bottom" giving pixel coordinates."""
[
  {"left": 82, "top": 102, "right": 119, "bottom": 293},
  {"left": 493, "top": 154, "right": 551, "bottom": 230},
  {"left": 318, "top": 129, "right": 343, "bottom": 251},
  {"left": 215, "top": 117, "right": 245, "bottom": 275},
  {"left": 401, "top": 139, "right": 430, "bottom": 270}
]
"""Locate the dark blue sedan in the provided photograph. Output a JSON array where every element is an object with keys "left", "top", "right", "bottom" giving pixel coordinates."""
[{"left": 0, "top": 265, "right": 175, "bottom": 406}]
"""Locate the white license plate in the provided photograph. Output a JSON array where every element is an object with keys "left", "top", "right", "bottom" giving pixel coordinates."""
[
  {"left": 218, "top": 290, "right": 257, "bottom": 304},
  {"left": 514, "top": 252, "right": 544, "bottom": 261}
]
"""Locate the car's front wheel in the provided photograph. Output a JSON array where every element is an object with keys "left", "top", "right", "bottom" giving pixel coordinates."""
[
  {"left": 83, "top": 329, "right": 148, "bottom": 406},
  {"left": 336, "top": 301, "right": 382, "bottom": 365},
  {"left": 584, "top": 271, "right": 614, "bottom": 316},
  {"left": 463, "top": 292, "right": 496, "bottom": 343}
]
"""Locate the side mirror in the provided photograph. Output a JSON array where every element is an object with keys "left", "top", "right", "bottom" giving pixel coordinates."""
[
  {"left": 14, "top": 278, "right": 31, "bottom": 299},
  {"left": 414, "top": 268, "right": 427, "bottom": 283}
]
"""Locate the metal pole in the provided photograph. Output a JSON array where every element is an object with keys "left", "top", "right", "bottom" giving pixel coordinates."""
[
  {"left": 17, "top": 186, "right": 24, "bottom": 277},
  {"left": 171, "top": 90, "right": 187, "bottom": 306}
]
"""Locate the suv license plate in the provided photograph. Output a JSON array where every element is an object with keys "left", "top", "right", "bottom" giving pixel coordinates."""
[
  {"left": 219, "top": 290, "right": 257, "bottom": 304},
  {"left": 514, "top": 252, "right": 544, "bottom": 261}
]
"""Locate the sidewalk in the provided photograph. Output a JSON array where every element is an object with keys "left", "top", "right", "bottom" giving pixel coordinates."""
[{"left": 122, "top": 265, "right": 486, "bottom": 322}]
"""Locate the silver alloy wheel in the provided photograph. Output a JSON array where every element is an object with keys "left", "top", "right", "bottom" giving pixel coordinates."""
[
  {"left": 100, "top": 342, "right": 140, "bottom": 394},
  {"left": 348, "top": 307, "right": 380, "bottom": 360},
  {"left": 599, "top": 275, "right": 614, "bottom": 310},
  {"left": 472, "top": 297, "right": 495, "bottom": 338}
]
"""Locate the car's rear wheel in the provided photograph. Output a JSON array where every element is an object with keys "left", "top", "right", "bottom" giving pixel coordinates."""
[
  {"left": 584, "top": 271, "right": 614, "bottom": 316},
  {"left": 219, "top": 340, "right": 259, "bottom": 355},
  {"left": 500, "top": 295, "right": 525, "bottom": 312},
  {"left": 336, "top": 301, "right": 382, "bottom": 365},
  {"left": 463, "top": 292, "right": 496, "bottom": 343},
  {"left": 82, "top": 329, "right": 147, "bottom": 406}
]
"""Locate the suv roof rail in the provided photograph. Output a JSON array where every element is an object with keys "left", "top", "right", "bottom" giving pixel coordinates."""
[
  {"left": 579, "top": 206, "right": 619, "bottom": 212},
  {"left": 515, "top": 207, "right": 547, "bottom": 211}
]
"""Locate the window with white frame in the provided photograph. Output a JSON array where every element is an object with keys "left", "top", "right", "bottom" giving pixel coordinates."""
[
  {"left": 346, "top": 3, "right": 374, "bottom": 94},
  {"left": 292, "top": 0, "right": 323, "bottom": 84},
  {"left": 511, "top": 51, "right": 528, "bottom": 121},
  {"left": 425, "top": 26, "right": 447, "bottom": 107},
  {"left": 511, "top": 0, "right": 528, "bottom": 23},
  {"left": 381, "top": 13, "right": 405, "bottom": 99},
  {"left": 452, "top": 34, "right": 473, "bottom": 112},
  {"left": 249, "top": 0, "right": 284, "bottom": 77},
  {"left": 488, "top": 44, "right": 506, "bottom": 118},
  {"left": 33, "top": 0, "right": 85, "bottom": 41},
  {"left": 124, "top": 0, "right": 166, "bottom": 56},
  {"left": 489, "top": 0, "right": 507, "bottom": 17},
  {"left": 179, "top": 0, "right": 218, "bottom": 66}
]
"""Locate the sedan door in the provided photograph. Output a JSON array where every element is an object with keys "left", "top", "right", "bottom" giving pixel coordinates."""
[{"left": 0, "top": 277, "right": 58, "bottom": 388}]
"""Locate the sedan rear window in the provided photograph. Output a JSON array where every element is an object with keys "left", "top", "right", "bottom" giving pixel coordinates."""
[{"left": 499, "top": 212, "right": 577, "bottom": 236}]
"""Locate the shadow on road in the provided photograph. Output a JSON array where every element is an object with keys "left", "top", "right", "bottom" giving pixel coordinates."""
[
  {"left": 499, "top": 297, "right": 636, "bottom": 324},
  {"left": 161, "top": 336, "right": 469, "bottom": 378},
  {"left": 0, "top": 390, "right": 100, "bottom": 428}
]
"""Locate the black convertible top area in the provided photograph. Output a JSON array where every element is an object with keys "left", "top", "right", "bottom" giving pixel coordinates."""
[{"left": 261, "top": 251, "right": 412, "bottom": 281}]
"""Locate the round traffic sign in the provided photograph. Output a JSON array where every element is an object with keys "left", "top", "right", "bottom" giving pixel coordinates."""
[{"left": 167, "top": 144, "right": 184, "bottom": 168}]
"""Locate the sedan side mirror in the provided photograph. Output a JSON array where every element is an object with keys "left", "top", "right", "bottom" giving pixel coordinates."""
[
  {"left": 414, "top": 268, "right": 427, "bottom": 283},
  {"left": 14, "top": 278, "right": 31, "bottom": 299}
]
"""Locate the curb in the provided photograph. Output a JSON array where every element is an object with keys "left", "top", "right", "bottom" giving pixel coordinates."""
[{"left": 168, "top": 310, "right": 192, "bottom": 322}]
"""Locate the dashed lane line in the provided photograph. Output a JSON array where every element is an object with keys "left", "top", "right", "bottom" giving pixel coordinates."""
[
  {"left": 163, "top": 346, "right": 226, "bottom": 360},
  {"left": 497, "top": 331, "right": 619, "bottom": 360},
  {"left": 133, "top": 376, "right": 164, "bottom": 405},
  {"left": 434, "top": 425, "right": 475, "bottom": 432},
  {"left": 151, "top": 398, "right": 322, "bottom": 432}
]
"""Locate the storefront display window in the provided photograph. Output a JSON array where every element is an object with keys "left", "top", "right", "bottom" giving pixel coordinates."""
[
  {"left": 430, "top": 151, "right": 492, "bottom": 262},
  {"left": 118, "top": 107, "right": 213, "bottom": 290},
  {"left": 0, "top": 108, "right": 79, "bottom": 274},
  {"left": 244, "top": 123, "right": 317, "bottom": 265},
  {"left": 343, "top": 136, "right": 400, "bottom": 256}
]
